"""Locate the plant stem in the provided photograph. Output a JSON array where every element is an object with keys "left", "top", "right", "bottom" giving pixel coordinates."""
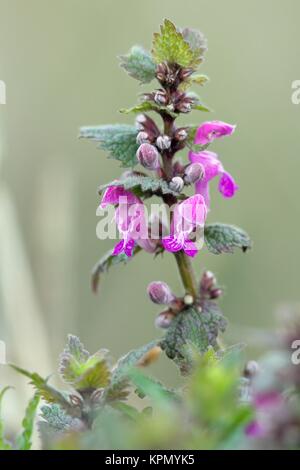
[{"left": 174, "top": 251, "right": 197, "bottom": 298}]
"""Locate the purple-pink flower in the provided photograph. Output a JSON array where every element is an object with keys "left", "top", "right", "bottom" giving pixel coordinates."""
[
  {"left": 189, "top": 150, "right": 238, "bottom": 208},
  {"left": 100, "top": 185, "right": 150, "bottom": 257},
  {"left": 195, "top": 120, "right": 236, "bottom": 145},
  {"left": 162, "top": 194, "right": 207, "bottom": 257}
]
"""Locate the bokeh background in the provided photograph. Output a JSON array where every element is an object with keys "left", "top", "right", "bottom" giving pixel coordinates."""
[{"left": 0, "top": 0, "right": 299, "bottom": 431}]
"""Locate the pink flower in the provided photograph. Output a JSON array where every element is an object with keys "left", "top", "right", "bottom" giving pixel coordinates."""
[
  {"left": 162, "top": 194, "right": 207, "bottom": 257},
  {"left": 189, "top": 150, "right": 238, "bottom": 207},
  {"left": 100, "top": 185, "right": 150, "bottom": 256},
  {"left": 100, "top": 185, "right": 140, "bottom": 209},
  {"left": 195, "top": 120, "right": 236, "bottom": 145}
]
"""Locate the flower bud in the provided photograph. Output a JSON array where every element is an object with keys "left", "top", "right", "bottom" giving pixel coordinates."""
[
  {"left": 210, "top": 288, "right": 223, "bottom": 299},
  {"left": 244, "top": 360, "right": 260, "bottom": 379},
  {"left": 155, "top": 310, "right": 175, "bottom": 329},
  {"left": 154, "top": 90, "right": 168, "bottom": 106},
  {"left": 184, "top": 162, "right": 204, "bottom": 184},
  {"left": 135, "top": 113, "right": 147, "bottom": 130},
  {"left": 179, "top": 67, "right": 194, "bottom": 81},
  {"left": 177, "top": 100, "right": 192, "bottom": 113},
  {"left": 174, "top": 128, "right": 188, "bottom": 142},
  {"left": 169, "top": 176, "right": 184, "bottom": 193},
  {"left": 200, "top": 270, "right": 217, "bottom": 292},
  {"left": 156, "top": 135, "right": 171, "bottom": 150},
  {"left": 136, "top": 143, "right": 159, "bottom": 170},
  {"left": 136, "top": 131, "right": 150, "bottom": 145},
  {"left": 147, "top": 281, "right": 175, "bottom": 305}
]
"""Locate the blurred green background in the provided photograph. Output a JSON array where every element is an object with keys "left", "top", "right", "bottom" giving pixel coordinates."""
[{"left": 0, "top": 0, "right": 299, "bottom": 429}]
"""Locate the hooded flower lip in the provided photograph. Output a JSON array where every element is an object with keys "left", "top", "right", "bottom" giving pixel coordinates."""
[
  {"left": 100, "top": 185, "right": 140, "bottom": 209},
  {"left": 195, "top": 120, "right": 236, "bottom": 145},
  {"left": 162, "top": 194, "right": 207, "bottom": 258},
  {"left": 189, "top": 150, "right": 238, "bottom": 207}
]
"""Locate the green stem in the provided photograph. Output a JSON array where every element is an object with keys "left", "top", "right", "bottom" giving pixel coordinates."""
[{"left": 174, "top": 251, "right": 197, "bottom": 298}]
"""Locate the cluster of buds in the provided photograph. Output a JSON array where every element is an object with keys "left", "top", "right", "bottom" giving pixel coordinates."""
[
  {"left": 147, "top": 281, "right": 194, "bottom": 329},
  {"left": 156, "top": 62, "right": 194, "bottom": 89},
  {"left": 199, "top": 271, "right": 223, "bottom": 300},
  {"left": 172, "top": 90, "right": 196, "bottom": 114}
]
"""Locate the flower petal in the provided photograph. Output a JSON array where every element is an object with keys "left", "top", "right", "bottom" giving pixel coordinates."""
[
  {"left": 113, "top": 239, "right": 125, "bottom": 255},
  {"left": 195, "top": 121, "right": 236, "bottom": 145},
  {"left": 218, "top": 171, "right": 239, "bottom": 198},
  {"left": 162, "top": 236, "right": 184, "bottom": 253}
]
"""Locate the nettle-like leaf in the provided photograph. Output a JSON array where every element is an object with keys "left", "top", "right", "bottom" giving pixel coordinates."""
[
  {"left": 119, "top": 46, "right": 156, "bottom": 83},
  {"left": 120, "top": 101, "right": 178, "bottom": 118},
  {"left": 105, "top": 341, "right": 159, "bottom": 403},
  {"left": 99, "top": 175, "right": 180, "bottom": 198},
  {"left": 10, "top": 364, "right": 71, "bottom": 410},
  {"left": 152, "top": 19, "right": 200, "bottom": 69},
  {"left": 160, "top": 303, "right": 227, "bottom": 369},
  {"left": 181, "top": 27, "right": 207, "bottom": 62},
  {"left": 16, "top": 393, "right": 40, "bottom": 450},
  {"left": 91, "top": 246, "right": 142, "bottom": 293},
  {"left": 59, "top": 335, "right": 111, "bottom": 392},
  {"left": 40, "top": 404, "right": 79, "bottom": 432},
  {"left": 79, "top": 124, "right": 138, "bottom": 168},
  {"left": 204, "top": 224, "right": 252, "bottom": 255}
]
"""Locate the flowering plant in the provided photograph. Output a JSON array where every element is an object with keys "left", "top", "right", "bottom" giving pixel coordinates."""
[
  {"left": 9, "top": 20, "right": 300, "bottom": 452},
  {"left": 80, "top": 19, "right": 251, "bottom": 367}
]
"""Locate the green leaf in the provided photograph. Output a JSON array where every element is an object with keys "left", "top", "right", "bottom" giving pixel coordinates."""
[
  {"left": 91, "top": 246, "right": 142, "bottom": 293},
  {"left": 160, "top": 303, "right": 227, "bottom": 371},
  {"left": 111, "top": 341, "right": 159, "bottom": 385},
  {"left": 59, "top": 335, "right": 111, "bottom": 392},
  {"left": 119, "top": 46, "right": 156, "bottom": 83},
  {"left": 120, "top": 101, "right": 178, "bottom": 118},
  {"left": 204, "top": 224, "right": 252, "bottom": 255},
  {"left": 79, "top": 124, "right": 138, "bottom": 168},
  {"left": 179, "top": 74, "right": 209, "bottom": 91},
  {"left": 99, "top": 175, "right": 180, "bottom": 198},
  {"left": 152, "top": 19, "right": 199, "bottom": 68},
  {"left": 40, "top": 404, "right": 79, "bottom": 432},
  {"left": 105, "top": 341, "right": 159, "bottom": 403},
  {"left": 193, "top": 103, "right": 211, "bottom": 112},
  {"left": 128, "top": 369, "right": 177, "bottom": 408},
  {"left": 0, "top": 387, "right": 13, "bottom": 450},
  {"left": 9, "top": 364, "right": 71, "bottom": 410},
  {"left": 16, "top": 393, "right": 40, "bottom": 450},
  {"left": 181, "top": 27, "right": 207, "bottom": 63},
  {"left": 112, "top": 402, "right": 141, "bottom": 421}
]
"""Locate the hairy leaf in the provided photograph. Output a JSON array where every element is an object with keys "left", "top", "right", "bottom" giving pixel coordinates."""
[
  {"left": 99, "top": 175, "right": 180, "bottom": 198},
  {"left": 152, "top": 19, "right": 199, "bottom": 68},
  {"left": 91, "top": 246, "right": 142, "bottom": 293},
  {"left": 17, "top": 393, "right": 40, "bottom": 450},
  {"left": 119, "top": 46, "right": 156, "bottom": 83},
  {"left": 120, "top": 101, "right": 178, "bottom": 118},
  {"left": 40, "top": 404, "right": 78, "bottom": 432},
  {"left": 204, "top": 224, "right": 252, "bottom": 255},
  {"left": 105, "top": 341, "right": 158, "bottom": 403},
  {"left": 79, "top": 124, "right": 138, "bottom": 167},
  {"left": 160, "top": 303, "right": 227, "bottom": 370},
  {"left": 181, "top": 27, "right": 207, "bottom": 62},
  {"left": 59, "top": 335, "right": 110, "bottom": 392},
  {"left": 9, "top": 364, "right": 71, "bottom": 410}
]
